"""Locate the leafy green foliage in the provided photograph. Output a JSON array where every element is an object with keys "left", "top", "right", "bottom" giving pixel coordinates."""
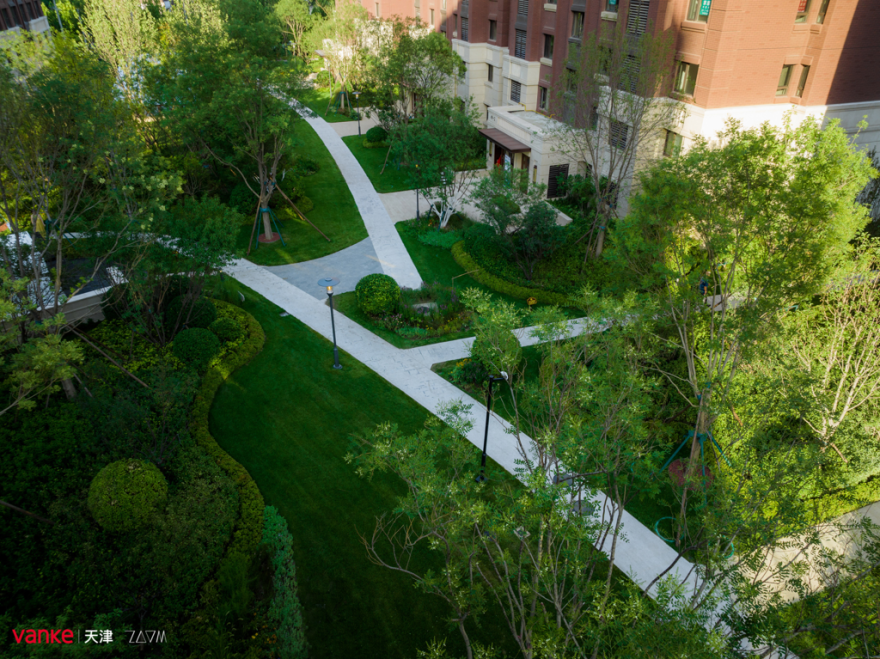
[
  {"left": 172, "top": 328, "right": 221, "bottom": 370},
  {"left": 417, "top": 228, "right": 462, "bottom": 249},
  {"left": 355, "top": 273, "right": 401, "bottom": 316},
  {"left": 165, "top": 295, "right": 218, "bottom": 331},
  {"left": 365, "top": 126, "right": 388, "bottom": 143},
  {"left": 88, "top": 459, "right": 168, "bottom": 532},
  {"left": 262, "top": 506, "right": 308, "bottom": 659},
  {"left": 209, "top": 316, "right": 243, "bottom": 343}
]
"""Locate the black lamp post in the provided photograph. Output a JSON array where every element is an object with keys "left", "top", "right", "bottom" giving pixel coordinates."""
[
  {"left": 318, "top": 278, "right": 343, "bottom": 370},
  {"left": 353, "top": 90, "right": 362, "bottom": 136},
  {"left": 476, "top": 371, "right": 508, "bottom": 483},
  {"left": 414, "top": 162, "right": 420, "bottom": 222}
]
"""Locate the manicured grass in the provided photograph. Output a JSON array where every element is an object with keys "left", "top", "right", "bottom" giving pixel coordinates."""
[
  {"left": 341, "top": 136, "right": 415, "bottom": 193},
  {"left": 209, "top": 282, "right": 514, "bottom": 659},
  {"left": 300, "top": 86, "right": 358, "bottom": 123},
  {"left": 238, "top": 121, "right": 368, "bottom": 265}
]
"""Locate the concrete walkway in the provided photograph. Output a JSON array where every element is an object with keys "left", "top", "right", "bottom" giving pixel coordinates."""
[
  {"left": 289, "top": 100, "right": 422, "bottom": 289},
  {"left": 264, "top": 237, "right": 384, "bottom": 299},
  {"left": 329, "top": 110, "right": 381, "bottom": 138},
  {"left": 227, "top": 258, "right": 693, "bottom": 599}
]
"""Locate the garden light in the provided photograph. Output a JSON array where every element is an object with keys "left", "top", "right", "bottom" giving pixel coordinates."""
[
  {"left": 476, "top": 371, "right": 509, "bottom": 483},
  {"left": 318, "top": 278, "right": 342, "bottom": 370}
]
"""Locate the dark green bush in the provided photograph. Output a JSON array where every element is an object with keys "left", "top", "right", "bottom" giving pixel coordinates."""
[
  {"left": 173, "top": 328, "right": 221, "bottom": 370},
  {"left": 166, "top": 295, "right": 217, "bottom": 331},
  {"left": 262, "top": 506, "right": 308, "bottom": 659},
  {"left": 88, "top": 459, "right": 168, "bottom": 532},
  {"left": 355, "top": 273, "right": 401, "bottom": 316},
  {"left": 209, "top": 317, "right": 243, "bottom": 343},
  {"left": 365, "top": 126, "right": 388, "bottom": 143},
  {"left": 293, "top": 157, "right": 319, "bottom": 177},
  {"left": 417, "top": 229, "right": 462, "bottom": 249}
]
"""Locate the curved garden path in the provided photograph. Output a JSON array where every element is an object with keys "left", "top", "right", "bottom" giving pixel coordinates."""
[{"left": 289, "top": 101, "right": 423, "bottom": 289}]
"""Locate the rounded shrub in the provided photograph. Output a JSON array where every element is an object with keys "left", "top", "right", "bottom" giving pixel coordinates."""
[
  {"left": 173, "top": 328, "right": 221, "bottom": 370},
  {"left": 355, "top": 273, "right": 400, "bottom": 317},
  {"left": 209, "top": 317, "right": 242, "bottom": 343},
  {"left": 165, "top": 295, "right": 217, "bottom": 331},
  {"left": 365, "top": 126, "right": 388, "bottom": 144},
  {"left": 88, "top": 459, "right": 168, "bottom": 532}
]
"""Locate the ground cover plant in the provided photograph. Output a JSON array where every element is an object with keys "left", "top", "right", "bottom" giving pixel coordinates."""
[{"left": 207, "top": 280, "right": 515, "bottom": 659}]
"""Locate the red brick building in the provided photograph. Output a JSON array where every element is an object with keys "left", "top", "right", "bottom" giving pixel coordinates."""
[{"left": 361, "top": 0, "right": 880, "bottom": 192}]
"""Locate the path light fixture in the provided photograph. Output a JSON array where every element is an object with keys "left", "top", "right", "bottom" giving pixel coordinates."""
[
  {"left": 353, "top": 90, "right": 362, "bottom": 136},
  {"left": 318, "top": 278, "right": 343, "bottom": 370},
  {"left": 476, "top": 371, "right": 509, "bottom": 483}
]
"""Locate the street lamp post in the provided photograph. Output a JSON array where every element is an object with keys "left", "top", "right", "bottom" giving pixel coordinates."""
[
  {"left": 414, "top": 162, "right": 420, "bottom": 222},
  {"left": 353, "top": 90, "right": 362, "bottom": 136},
  {"left": 318, "top": 278, "right": 343, "bottom": 370},
  {"left": 476, "top": 371, "right": 508, "bottom": 483}
]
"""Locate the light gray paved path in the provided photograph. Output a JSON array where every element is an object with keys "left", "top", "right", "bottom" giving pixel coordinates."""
[
  {"left": 329, "top": 111, "right": 381, "bottom": 138},
  {"left": 290, "top": 102, "right": 422, "bottom": 289},
  {"left": 227, "top": 258, "right": 693, "bottom": 597},
  {"left": 264, "top": 237, "right": 384, "bottom": 299}
]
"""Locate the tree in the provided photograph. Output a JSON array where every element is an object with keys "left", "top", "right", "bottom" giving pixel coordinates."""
[
  {"left": 309, "top": 0, "right": 368, "bottom": 115},
  {"left": 155, "top": 0, "right": 304, "bottom": 242},
  {"left": 551, "top": 18, "right": 683, "bottom": 258},
  {"left": 275, "top": 0, "right": 318, "bottom": 65},
  {"left": 392, "top": 102, "right": 483, "bottom": 228},
  {"left": 614, "top": 117, "right": 876, "bottom": 537},
  {"left": 469, "top": 167, "right": 566, "bottom": 280}
]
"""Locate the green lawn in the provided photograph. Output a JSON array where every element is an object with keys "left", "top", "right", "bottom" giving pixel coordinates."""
[
  {"left": 300, "top": 86, "right": 359, "bottom": 123},
  {"left": 209, "top": 282, "right": 513, "bottom": 659},
  {"left": 341, "top": 135, "right": 415, "bottom": 193},
  {"left": 237, "top": 121, "right": 368, "bottom": 265}
]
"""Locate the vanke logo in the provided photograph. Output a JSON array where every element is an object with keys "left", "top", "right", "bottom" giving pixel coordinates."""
[{"left": 11, "top": 629, "right": 74, "bottom": 644}]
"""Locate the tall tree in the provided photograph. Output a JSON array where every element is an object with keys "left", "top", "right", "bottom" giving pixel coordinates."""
[
  {"left": 614, "top": 117, "right": 876, "bottom": 533},
  {"left": 156, "top": 0, "right": 304, "bottom": 242},
  {"left": 309, "top": 0, "right": 368, "bottom": 114},
  {"left": 551, "top": 17, "right": 682, "bottom": 259},
  {"left": 275, "top": 0, "right": 318, "bottom": 65}
]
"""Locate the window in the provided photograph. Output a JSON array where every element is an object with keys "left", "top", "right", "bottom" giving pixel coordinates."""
[
  {"left": 539, "top": 86, "right": 548, "bottom": 111},
  {"left": 487, "top": 64, "right": 494, "bottom": 82},
  {"left": 24, "top": 2, "right": 33, "bottom": 20},
  {"left": 374, "top": 2, "right": 380, "bottom": 17},
  {"left": 0, "top": 7, "right": 10, "bottom": 28},
  {"left": 570, "top": 12, "right": 584, "bottom": 39},
  {"left": 795, "top": 0, "right": 811, "bottom": 23},
  {"left": 489, "top": 19, "right": 497, "bottom": 40},
  {"left": 777, "top": 65, "right": 793, "bottom": 96},
  {"left": 442, "top": 0, "right": 446, "bottom": 10},
  {"left": 674, "top": 61, "right": 698, "bottom": 96},
  {"left": 548, "top": 164, "right": 569, "bottom": 198},
  {"left": 687, "top": 0, "right": 710, "bottom": 22},
  {"left": 430, "top": 8, "right": 434, "bottom": 24},
  {"left": 453, "top": 14, "right": 458, "bottom": 34},
  {"left": 518, "top": 0, "right": 528, "bottom": 16},
  {"left": 664, "top": 131, "right": 683, "bottom": 157},
  {"left": 627, "top": 0, "right": 650, "bottom": 35},
  {"left": 610, "top": 121, "right": 629, "bottom": 149},
  {"left": 514, "top": 29, "right": 527, "bottom": 59},
  {"left": 621, "top": 54, "right": 640, "bottom": 93},
  {"left": 461, "top": 17, "right": 468, "bottom": 40},
  {"left": 510, "top": 80, "right": 522, "bottom": 103},
  {"left": 816, "top": 0, "right": 829, "bottom": 23},
  {"left": 605, "top": 0, "right": 618, "bottom": 13},
  {"left": 543, "top": 35, "right": 554, "bottom": 60},
  {"left": 795, "top": 65, "right": 810, "bottom": 97},
  {"left": 589, "top": 105, "right": 599, "bottom": 130}
]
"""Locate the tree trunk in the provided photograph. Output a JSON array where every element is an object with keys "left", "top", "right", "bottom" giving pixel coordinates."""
[
  {"left": 594, "top": 227, "right": 606, "bottom": 258},
  {"left": 61, "top": 378, "right": 77, "bottom": 400},
  {"left": 260, "top": 191, "right": 273, "bottom": 240}
]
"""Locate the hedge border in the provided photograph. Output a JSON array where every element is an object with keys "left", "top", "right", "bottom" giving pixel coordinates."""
[
  {"left": 451, "top": 241, "right": 574, "bottom": 307},
  {"left": 190, "top": 300, "right": 267, "bottom": 564}
]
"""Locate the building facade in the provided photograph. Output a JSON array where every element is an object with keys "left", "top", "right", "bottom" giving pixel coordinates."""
[
  {"left": 0, "top": 0, "right": 50, "bottom": 36},
  {"left": 362, "top": 0, "right": 880, "bottom": 195}
]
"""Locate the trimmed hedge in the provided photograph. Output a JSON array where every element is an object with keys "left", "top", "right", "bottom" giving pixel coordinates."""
[
  {"left": 88, "top": 459, "right": 168, "bottom": 532},
  {"left": 451, "top": 241, "right": 574, "bottom": 307},
  {"left": 355, "top": 273, "right": 400, "bottom": 316},
  {"left": 188, "top": 301, "right": 267, "bottom": 612},
  {"left": 263, "top": 506, "right": 308, "bottom": 659},
  {"left": 165, "top": 295, "right": 217, "bottom": 331},
  {"left": 173, "top": 328, "right": 221, "bottom": 370},
  {"left": 209, "top": 317, "right": 243, "bottom": 343},
  {"left": 365, "top": 126, "right": 387, "bottom": 143}
]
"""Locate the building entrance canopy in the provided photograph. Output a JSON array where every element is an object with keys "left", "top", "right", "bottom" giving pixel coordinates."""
[{"left": 479, "top": 128, "right": 531, "bottom": 153}]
